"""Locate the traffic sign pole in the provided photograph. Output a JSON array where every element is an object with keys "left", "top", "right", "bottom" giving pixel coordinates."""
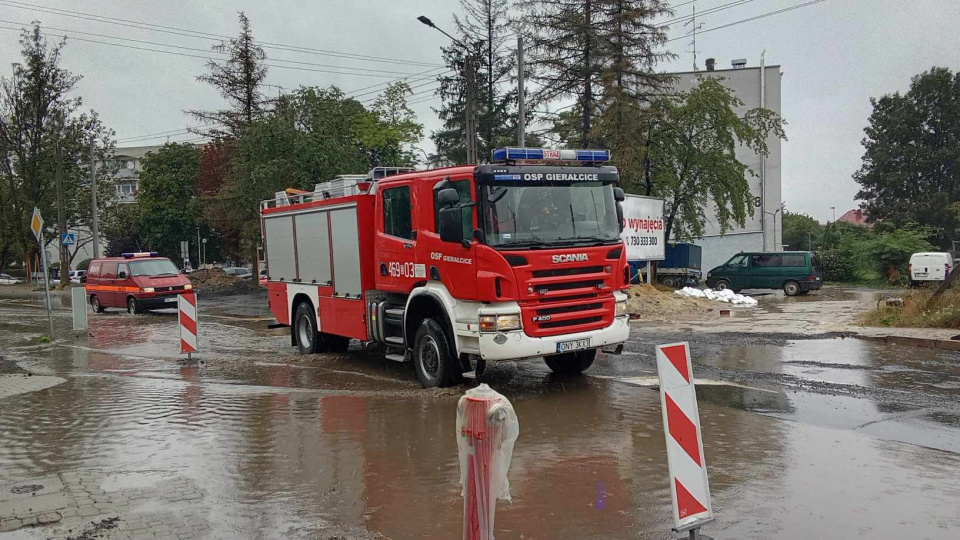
[
  {"left": 39, "top": 236, "right": 54, "bottom": 338},
  {"left": 31, "top": 208, "right": 54, "bottom": 339}
]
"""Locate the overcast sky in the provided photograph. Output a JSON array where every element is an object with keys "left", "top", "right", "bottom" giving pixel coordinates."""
[{"left": 1, "top": 0, "right": 957, "bottom": 222}]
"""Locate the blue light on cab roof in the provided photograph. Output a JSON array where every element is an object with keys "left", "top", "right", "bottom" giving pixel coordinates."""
[{"left": 491, "top": 147, "right": 611, "bottom": 163}]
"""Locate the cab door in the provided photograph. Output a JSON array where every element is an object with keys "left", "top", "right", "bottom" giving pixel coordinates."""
[
  {"left": 100, "top": 261, "right": 119, "bottom": 306},
  {"left": 375, "top": 181, "right": 422, "bottom": 293},
  {"left": 116, "top": 262, "right": 135, "bottom": 306},
  {"left": 423, "top": 176, "right": 478, "bottom": 300}
]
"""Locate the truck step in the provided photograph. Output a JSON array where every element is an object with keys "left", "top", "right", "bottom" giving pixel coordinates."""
[
  {"left": 385, "top": 353, "right": 409, "bottom": 363},
  {"left": 384, "top": 336, "right": 404, "bottom": 346},
  {"left": 462, "top": 370, "right": 477, "bottom": 380},
  {"left": 384, "top": 308, "right": 405, "bottom": 319}
]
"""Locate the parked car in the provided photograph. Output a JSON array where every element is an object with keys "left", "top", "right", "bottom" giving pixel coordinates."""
[
  {"left": 705, "top": 251, "right": 823, "bottom": 296},
  {"left": 69, "top": 270, "right": 86, "bottom": 284},
  {"left": 909, "top": 252, "right": 953, "bottom": 286},
  {"left": 224, "top": 267, "right": 253, "bottom": 279},
  {"left": 85, "top": 252, "right": 193, "bottom": 314},
  {"left": 259, "top": 268, "right": 267, "bottom": 287},
  {"left": 0, "top": 273, "right": 24, "bottom": 285}
]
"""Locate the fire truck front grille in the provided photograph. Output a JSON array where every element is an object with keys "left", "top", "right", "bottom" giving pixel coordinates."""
[
  {"left": 537, "top": 279, "right": 605, "bottom": 292},
  {"left": 538, "top": 316, "right": 604, "bottom": 329},
  {"left": 537, "top": 293, "right": 598, "bottom": 304},
  {"left": 536, "top": 303, "right": 603, "bottom": 317},
  {"left": 532, "top": 266, "right": 604, "bottom": 278}
]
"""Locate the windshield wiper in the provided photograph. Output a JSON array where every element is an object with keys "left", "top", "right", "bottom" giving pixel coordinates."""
[
  {"left": 553, "top": 236, "right": 618, "bottom": 246},
  {"left": 498, "top": 238, "right": 553, "bottom": 249}
]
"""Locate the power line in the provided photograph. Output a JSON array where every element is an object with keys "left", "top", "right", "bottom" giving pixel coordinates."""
[
  {"left": 665, "top": 0, "right": 827, "bottom": 42},
  {"left": 0, "top": 0, "right": 444, "bottom": 68},
  {"left": 659, "top": 0, "right": 761, "bottom": 28},
  {"left": 0, "top": 25, "right": 414, "bottom": 78},
  {"left": 0, "top": 19, "right": 425, "bottom": 76}
]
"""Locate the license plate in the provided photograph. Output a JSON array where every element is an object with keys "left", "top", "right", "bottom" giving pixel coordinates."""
[
  {"left": 557, "top": 338, "right": 591, "bottom": 353},
  {"left": 916, "top": 273, "right": 928, "bottom": 277}
]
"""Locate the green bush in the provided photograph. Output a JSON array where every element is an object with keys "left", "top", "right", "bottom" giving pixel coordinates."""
[
  {"left": 815, "top": 248, "right": 857, "bottom": 282},
  {"left": 77, "top": 258, "right": 92, "bottom": 271},
  {"left": 863, "top": 224, "right": 934, "bottom": 283}
]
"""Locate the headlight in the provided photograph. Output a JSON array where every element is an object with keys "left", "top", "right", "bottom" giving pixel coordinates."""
[
  {"left": 141, "top": 287, "right": 155, "bottom": 293},
  {"left": 616, "top": 299, "right": 628, "bottom": 317},
  {"left": 479, "top": 313, "right": 522, "bottom": 332},
  {"left": 184, "top": 284, "right": 193, "bottom": 290}
]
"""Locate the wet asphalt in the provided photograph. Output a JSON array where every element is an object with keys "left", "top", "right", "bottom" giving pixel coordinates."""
[{"left": 0, "top": 287, "right": 959, "bottom": 539}]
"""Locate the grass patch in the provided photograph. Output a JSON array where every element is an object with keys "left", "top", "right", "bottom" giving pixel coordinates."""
[
  {"left": 860, "top": 289, "right": 960, "bottom": 328},
  {"left": 33, "top": 335, "right": 51, "bottom": 344}
]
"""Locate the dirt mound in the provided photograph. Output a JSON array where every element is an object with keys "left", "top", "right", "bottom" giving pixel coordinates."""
[
  {"left": 626, "top": 283, "right": 720, "bottom": 322},
  {"left": 189, "top": 267, "right": 261, "bottom": 297}
]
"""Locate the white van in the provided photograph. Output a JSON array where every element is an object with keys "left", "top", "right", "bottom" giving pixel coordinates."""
[{"left": 909, "top": 252, "right": 953, "bottom": 285}]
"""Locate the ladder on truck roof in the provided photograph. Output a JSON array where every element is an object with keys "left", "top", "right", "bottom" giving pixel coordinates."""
[{"left": 260, "top": 166, "right": 416, "bottom": 210}]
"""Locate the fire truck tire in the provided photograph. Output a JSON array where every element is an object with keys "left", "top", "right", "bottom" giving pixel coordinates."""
[
  {"left": 294, "top": 302, "right": 321, "bottom": 354},
  {"left": 127, "top": 297, "right": 140, "bottom": 315},
  {"left": 544, "top": 349, "right": 596, "bottom": 376},
  {"left": 413, "top": 318, "right": 461, "bottom": 388},
  {"left": 90, "top": 295, "right": 105, "bottom": 313}
]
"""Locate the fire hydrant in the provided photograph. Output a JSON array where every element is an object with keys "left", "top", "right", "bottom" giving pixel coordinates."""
[{"left": 457, "top": 384, "right": 520, "bottom": 540}]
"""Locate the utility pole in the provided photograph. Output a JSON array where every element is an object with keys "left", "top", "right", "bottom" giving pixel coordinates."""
[
  {"left": 89, "top": 141, "right": 100, "bottom": 259},
  {"left": 517, "top": 36, "right": 526, "bottom": 147},
  {"left": 55, "top": 137, "right": 68, "bottom": 286},
  {"left": 465, "top": 53, "right": 477, "bottom": 164}
]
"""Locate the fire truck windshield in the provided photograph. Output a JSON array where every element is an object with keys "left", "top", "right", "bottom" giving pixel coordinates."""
[{"left": 481, "top": 182, "right": 621, "bottom": 248}]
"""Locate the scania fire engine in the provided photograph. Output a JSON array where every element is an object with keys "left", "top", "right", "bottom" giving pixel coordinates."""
[{"left": 260, "top": 148, "right": 631, "bottom": 388}]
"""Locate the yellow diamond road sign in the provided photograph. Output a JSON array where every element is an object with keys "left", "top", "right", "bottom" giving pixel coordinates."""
[{"left": 30, "top": 208, "right": 43, "bottom": 241}]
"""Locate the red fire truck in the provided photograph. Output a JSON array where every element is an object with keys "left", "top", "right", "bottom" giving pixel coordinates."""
[{"left": 260, "top": 148, "right": 631, "bottom": 387}]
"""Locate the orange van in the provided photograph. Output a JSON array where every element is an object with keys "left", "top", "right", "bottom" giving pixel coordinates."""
[{"left": 85, "top": 252, "right": 193, "bottom": 314}]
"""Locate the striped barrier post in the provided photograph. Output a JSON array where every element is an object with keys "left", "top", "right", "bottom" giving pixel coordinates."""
[
  {"left": 656, "top": 342, "right": 714, "bottom": 539},
  {"left": 178, "top": 292, "right": 198, "bottom": 359}
]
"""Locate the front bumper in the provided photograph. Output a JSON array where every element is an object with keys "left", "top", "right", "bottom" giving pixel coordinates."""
[
  {"left": 477, "top": 316, "right": 630, "bottom": 362},
  {"left": 136, "top": 295, "right": 181, "bottom": 310}
]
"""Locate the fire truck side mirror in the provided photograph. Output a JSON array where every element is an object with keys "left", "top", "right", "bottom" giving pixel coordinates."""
[
  {"left": 437, "top": 187, "right": 460, "bottom": 207},
  {"left": 439, "top": 206, "right": 464, "bottom": 244},
  {"left": 613, "top": 187, "right": 625, "bottom": 202}
]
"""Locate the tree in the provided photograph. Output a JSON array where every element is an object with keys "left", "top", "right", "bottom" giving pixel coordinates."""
[
  {"left": 0, "top": 24, "right": 115, "bottom": 281},
  {"left": 854, "top": 67, "right": 960, "bottom": 250},
  {"left": 137, "top": 144, "right": 203, "bottom": 262},
  {"left": 863, "top": 224, "right": 934, "bottom": 283},
  {"left": 205, "top": 84, "right": 424, "bottom": 268},
  {"left": 191, "top": 12, "right": 267, "bottom": 138},
  {"left": 101, "top": 203, "right": 144, "bottom": 257},
  {"left": 782, "top": 210, "right": 823, "bottom": 251},
  {"left": 434, "top": 0, "right": 516, "bottom": 163},
  {"left": 519, "top": 0, "right": 671, "bottom": 148},
  {"left": 640, "top": 77, "right": 786, "bottom": 241}
]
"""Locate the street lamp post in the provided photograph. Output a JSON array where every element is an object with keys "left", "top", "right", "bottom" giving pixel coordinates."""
[{"left": 417, "top": 15, "right": 477, "bottom": 164}]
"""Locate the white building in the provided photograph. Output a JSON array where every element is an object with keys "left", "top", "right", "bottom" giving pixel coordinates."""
[
  {"left": 109, "top": 145, "right": 165, "bottom": 203},
  {"left": 670, "top": 56, "right": 783, "bottom": 272}
]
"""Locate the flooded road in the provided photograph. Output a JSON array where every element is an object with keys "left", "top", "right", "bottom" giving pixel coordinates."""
[{"left": 1, "top": 289, "right": 959, "bottom": 539}]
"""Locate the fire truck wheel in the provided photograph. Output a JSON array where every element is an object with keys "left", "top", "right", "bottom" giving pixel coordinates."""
[
  {"left": 90, "top": 295, "right": 105, "bottom": 313},
  {"left": 544, "top": 349, "right": 596, "bottom": 376},
  {"left": 295, "top": 302, "right": 321, "bottom": 354},
  {"left": 413, "top": 318, "right": 461, "bottom": 388},
  {"left": 127, "top": 297, "right": 140, "bottom": 315}
]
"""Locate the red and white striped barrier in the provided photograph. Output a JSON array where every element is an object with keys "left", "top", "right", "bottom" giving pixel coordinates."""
[
  {"left": 656, "top": 342, "right": 714, "bottom": 534},
  {"left": 179, "top": 292, "right": 198, "bottom": 356}
]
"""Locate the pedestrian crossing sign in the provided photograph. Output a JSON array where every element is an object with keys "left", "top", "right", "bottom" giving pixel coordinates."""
[{"left": 61, "top": 233, "right": 76, "bottom": 246}]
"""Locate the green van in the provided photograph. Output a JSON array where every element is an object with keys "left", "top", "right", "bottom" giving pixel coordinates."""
[{"left": 705, "top": 251, "right": 822, "bottom": 296}]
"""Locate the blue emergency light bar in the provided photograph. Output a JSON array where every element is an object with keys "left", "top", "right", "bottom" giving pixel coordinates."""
[
  {"left": 491, "top": 147, "right": 611, "bottom": 164},
  {"left": 122, "top": 252, "right": 159, "bottom": 259}
]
